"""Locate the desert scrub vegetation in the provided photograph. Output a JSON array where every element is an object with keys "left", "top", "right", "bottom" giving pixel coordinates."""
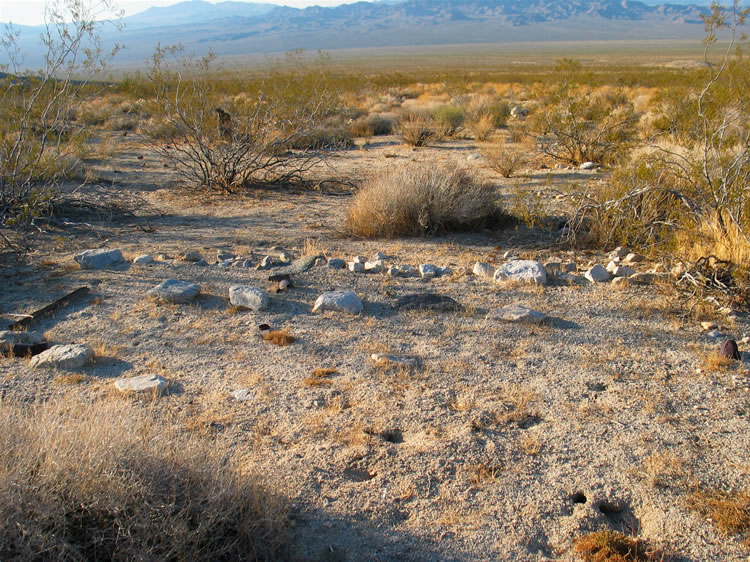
[
  {"left": 567, "top": 2, "right": 750, "bottom": 269},
  {"left": 482, "top": 140, "right": 526, "bottom": 178},
  {"left": 396, "top": 112, "right": 440, "bottom": 146},
  {"left": 573, "top": 530, "right": 665, "bottom": 561},
  {"left": 431, "top": 105, "right": 465, "bottom": 137},
  {"left": 147, "top": 47, "right": 341, "bottom": 192},
  {"left": 346, "top": 162, "right": 508, "bottom": 237},
  {"left": 0, "top": 0, "right": 120, "bottom": 251},
  {"left": 0, "top": 398, "right": 288, "bottom": 559}
]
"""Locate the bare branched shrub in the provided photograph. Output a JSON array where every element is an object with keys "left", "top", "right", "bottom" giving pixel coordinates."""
[
  {"left": 0, "top": 398, "right": 287, "bottom": 559},
  {"left": 396, "top": 112, "right": 440, "bottom": 146},
  {"left": 528, "top": 59, "right": 638, "bottom": 166},
  {"left": 0, "top": 0, "right": 121, "bottom": 251},
  {"left": 147, "top": 46, "right": 339, "bottom": 192},
  {"left": 346, "top": 162, "right": 508, "bottom": 237}
]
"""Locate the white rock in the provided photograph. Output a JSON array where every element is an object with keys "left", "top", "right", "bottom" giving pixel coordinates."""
[
  {"left": 473, "top": 262, "right": 495, "bottom": 279},
  {"left": 493, "top": 260, "right": 547, "bottom": 285},
  {"left": 613, "top": 265, "right": 635, "bottom": 278},
  {"left": 371, "top": 353, "right": 419, "bottom": 367},
  {"left": 312, "top": 290, "right": 363, "bottom": 315},
  {"left": 29, "top": 344, "right": 93, "bottom": 370},
  {"left": 701, "top": 322, "right": 718, "bottom": 331},
  {"left": 229, "top": 286, "right": 269, "bottom": 311},
  {"left": 486, "top": 305, "right": 546, "bottom": 324},
  {"left": 579, "top": 161, "right": 596, "bottom": 170},
  {"left": 606, "top": 260, "right": 619, "bottom": 273},
  {"left": 133, "top": 254, "right": 154, "bottom": 265},
  {"left": 348, "top": 261, "right": 365, "bottom": 273},
  {"left": 707, "top": 329, "right": 721, "bottom": 339},
  {"left": 373, "top": 251, "right": 387, "bottom": 260},
  {"left": 74, "top": 248, "right": 125, "bottom": 269},
  {"left": 419, "top": 264, "right": 438, "bottom": 279},
  {"left": 608, "top": 246, "right": 629, "bottom": 260},
  {"left": 114, "top": 374, "right": 168, "bottom": 395},
  {"left": 585, "top": 264, "right": 611, "bottom": 283},
  {"left": 364, "top": 259, "right": 384, "bottom": 273},
  {"left": 231, "top": 388, "right": 255, "bottom": 401},
  {"left": 147, "top": 279, "right": 201, "bottom": 304},
  {"left": 622, "top": 252, "right": 644, "bottom": 264}
]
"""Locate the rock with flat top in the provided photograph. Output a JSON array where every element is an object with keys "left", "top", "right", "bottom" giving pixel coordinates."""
[
  {"left": 114, "top": 374, "right": 168, "bottom": 395},
  {"left": 147, "top": 279, "right": 200, "bottom": 304},
  {"left": 29, "top": 344, "right": 93, "bottom": 370},
  {"left": 486, "top": 305, "right": 546, "bottom": 324},
  {"left": 494, "top": 260, "right": 547, "bottom": 285},
  {"left": 229, "top": 286, "right": 268, "bottom": 311},
  {"left": 74, "top": 248, "right": 125, "bottom": 269},
  {"left": 313, "top": 290, "right": 363, "bottom": 315},
  {"left": 133, "top": 254, "right": 154, "bottom": 265}
]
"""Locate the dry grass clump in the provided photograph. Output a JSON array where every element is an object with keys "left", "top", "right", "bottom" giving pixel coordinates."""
[
  {"left": 263, "top": 329, "right": 296, "bottom": 346},
  {"left": 304, "top": 367, "right": 338, "bottom": 386},
  {"left": 466, "top": 113, "right": 495, "bottom": 141},
  {"left": 346, "top": 162, "right": 507, "bottom": 238},
  {"left": 686, "top": 488, "right": 750, "bottom": 539},
  {"left": 701, "top": 350, "right": 736, "bottom": 372},
  {"left": 573, "top": 530, "right": 664, "bottom": 561},
  {"left": 396, "top": 113, "right": 440, "bottom": 146},
  {"left": 0, "top": 399, "right": 287, "bottom": 560},
  {"left": 482, "top": 141, "right": 526, "bottom": 178}
]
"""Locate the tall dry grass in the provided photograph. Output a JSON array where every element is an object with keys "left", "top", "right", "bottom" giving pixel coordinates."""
[
  {"left": 346, "top": 162, "right": 508, "bottom": 237},
  {"left": 0, "top": 398, "right": 287, "bottom": 560}
]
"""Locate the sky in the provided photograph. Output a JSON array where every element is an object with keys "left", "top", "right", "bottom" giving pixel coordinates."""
[{"left": 0, "top": 0, "right": 356, "bottom": 26}]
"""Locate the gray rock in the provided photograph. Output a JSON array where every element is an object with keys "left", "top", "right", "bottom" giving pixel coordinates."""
[
  {"left": 229, "top": 286, "right": 269, "bottom": 311},
  {"left": 622, "top": 252, "right": 644, "bottom": 264},
  {"left": 257, "top": 255, "right": 276, "bottom": 269},
  {"left": 231, "top": 388, "right": 255, "bottom": 401},
  {"left": 114, "top": 374, "right": 168, "bottom": 395},
  {"left": 147, "top": 279, "right": 201, "bottom": 304},
  {"left": 217, "top": 251, "right": 236, "bottom": 260},
  {"left": 466, "top": 153, "right": 481, "bottom": 161},
  {"left": 399, "top": 265, "right": 419, "bottom": 277},
  {"left": 218, "top": 259, "right": 234, "bottom": 268},
  {"left": 194, "top": 259, "right": 209, "bottom": 267},
  {"left": 609, "top": 246, "right": 629, "bottom": 261},
  {"left": 562, "top": 262, "right": 577, "bottom": 273},
  {"left": 613, "top": 265, "right": 635, "bottom": 278},
  {"left": 419, "top": 264, "right": 438, "bottom": 279},
  {"left": 473, "top": 262, "right": 495, "bottom": 279},
  {"left": 437, "top": 266, "right": 453, "bottom": 277},
  {"left": 579, "top": 161, "right": 596, "bottom": 170},
  {"left": 312, "top": 290, "right": 364, "bottom": 315},
  {"left": 486, "top": 305, "right": 546, "bottom": 324},
  {"left": 353, "top": 256, "right": 367, "bottom": 264},
  {"left": 349, "top": 261, "right": 365, "bottom": 273},
  {"left": 327, "top": 258, "right": 346, "bottom": 269},
  {"left": 365, "top": 259, "right": 384, "bottom": 273},
  {"left": 371, "top": 353, "right": 419, "bottom": 367},
  {"left": 585, "top": 264, "right": 611, "bottom": 283},
  {"left": 394, "top": 293, "right": 462, "bottom": 312},
  {"left": 181, "top": 250, "right": 203, "bottom": 262},
  {"left": 74, "top": 248, "right": 125, "bottom": 270},
  {"left": 707, "top": 329, "right": 721, "bottom": 339},
  {"left": 133, "top": 254, "right": 154, "bottom": 265},
  {"left": 494, "top": 260, "right": 547, "bottom": 285},
  {"left": 29, "top": 344, "right": 93, "bottom": 370},
  {"left": 373, "top": 251, "right": 387, "bottom": 260},
  {"left": 510, "top": 105, "right": 529, "bottom": 118},
  {"left": 387, "top": 267, "right": 401, "bottom": 277}
]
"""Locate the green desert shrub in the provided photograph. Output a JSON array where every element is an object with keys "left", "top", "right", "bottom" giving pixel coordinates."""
[
  {"left": 431, "top": 104, "right": 465, "bottom": 136},
  {"left": 346, "top": 162, "right": 508, "bottom": 237},
  {"left": 0, "top": 398, "right": 288, "bottom": 560}
]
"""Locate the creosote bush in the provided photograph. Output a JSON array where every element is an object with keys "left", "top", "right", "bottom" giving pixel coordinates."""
[
  {"left": 346, "top": 162, "right": 508, "bottom": 237},
  {"left": 396, "top": 112, "right": 440, "bottom": 146},
  {"left": 0, "top": 398, "right": 288, "bottom": 560},
  {"left": 482, "top": 141, "right": 526, "bottom": 178}
]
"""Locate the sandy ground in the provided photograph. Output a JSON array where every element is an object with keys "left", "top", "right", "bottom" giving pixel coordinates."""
[{"left": 1, "top": 133, "right": 749, "bottom": 561}]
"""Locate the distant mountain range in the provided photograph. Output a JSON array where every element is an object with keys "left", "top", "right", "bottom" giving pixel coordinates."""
[{"left": 5, "top": 0, "right": 714, "bottom": 67}]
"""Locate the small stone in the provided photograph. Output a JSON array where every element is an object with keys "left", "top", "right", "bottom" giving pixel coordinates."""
[
  {"left": 327, "top": 258, "right": 346, "bottom": 269},
  {"left": 562, "top": 262, "right": 577, "bottom": 273},
  {"left": 218, "top": 259, "right": 233, "bottom": 268},
  {"left": 147, "top": 279, "right": 201, "bottom": 304},
  {"left": 231, "top": 388, "right": 255, "bottom": 401},
  {"left": 133, "top": 254, "right": 154, "bottom": 265},
  {"left": 217, "top": 251, "right": 235, "bottom": 260},
  {"left": 608, "top": 247, "right": 629, "bottom": 260},
  {"left": 229, "top": 286, "right": 269, "bottom": 311},
  {"left": 240, "top": 259, "right": 252, "bottom": 268},
  {"left": 155, "top": 253, "right": 169, "bottom": 261},
  {"left": 579, "top": 161, "right": 596, "bottom": 170},
  {"left": 74, "top": 248, "right": 125, "bottom": 270},
  {"left": 257, "top": 255, "right": 275, "bottom": 269},
  {"left": 707, "top": 329, "right": 721, "bottom": 339},
  {"left": 181, "top": 250, "right": 203, "bottom": 262},
  {"left": 371, "top": 353, "right": 419, "bottom": 367},
  {"left": 373, "top": 251, "right": 387, "bottom": 260},
  {"left": 622, "top": 252, "right": 644, "bottom": 264},
  {"left": 365, "top": 259, "right": 384, "bottom": 273},
  {"left": 279, "top": 252, "right": 293, "bottom": 263},
  {"left": 486, "top": 305, "right": 546, "bottom": 324},
  {"left": 494, "top": 260, "right": 547, "bottom": 285},
  {"left": 194, "top": 259, "right": 208, "bottom": 267},
  {"left": 348, "top": 262, "right": 365, "bottom": 273},
  {"left": 473, "top": 262, "right": 495, "bottom": 279},
  {"left": 613, "top": 265, "right": 635, "bottom": 278},
  {"left": 394, "top": 293, "right": 462, "bottom": 312},
  {"left": 503, "top": 250, "right": 517, "bottom": 260},
  {"left": 606, "top": 260, "right": 619, "bottom": 273},
  {"left": 29, "top": 344, "right": 93, "bottom": 370},
  {"left": 114, "top": 374, "right": 168, "bottom": 395},
  {"left": 312, "top": 290, "right": 364, "bottom": 315},
  {"left": 466, "top": 153, "right": 481, "bottom": 161},
  {"left": 419, "top": 264, "right": 438, "bottom": 279},
  {"left": 701, "top": 321, "right": 718, "bottom": 331},
  {"left": 585, "top": 264, "right": 611, "bottom": 283},
  {"left": 353, "top": 256, "right": 367, "bottom": 264},
  {"left": 719, "top": 339, "right": 741, "bottom": 360}
]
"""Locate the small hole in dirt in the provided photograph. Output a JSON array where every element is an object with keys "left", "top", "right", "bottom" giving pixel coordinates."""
[
  {"left": 598, "top": 501, "right": 624, "bottom": 516},
  {"left": 572, "top": 492, "right": 587, "bottom": 504},
  {"left": 380, "top": 429, "right": 403, "bottom": 443}
]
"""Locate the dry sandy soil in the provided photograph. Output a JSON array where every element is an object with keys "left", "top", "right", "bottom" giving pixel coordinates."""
[{"left": 1, "top": 132, "right": 749, "bottom": 561}]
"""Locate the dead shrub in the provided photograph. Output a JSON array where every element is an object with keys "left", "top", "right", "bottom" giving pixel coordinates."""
[
  {"left": 466, "top": 113, "right": 495, "bottom": 141},
  {"left": 346, "top": 162, "right": 509, "bottom": 238},
  {"left": 0, "top": 399, "right": 287, "bottom": 560},
  {"left": 482, "top": 142, "right": 526, "bottom": 178},
  {"left": 573, "top": 530, "right": 665, "bottom": 561},
  {"left": 686, "top": 488, "right": 750, "bottom": 538},
  {"left": 263, "top": 329, "right": 296, "bottom": 346},
  {"left": 396, "top": 113, "right": 440, "bottom": 146}
]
